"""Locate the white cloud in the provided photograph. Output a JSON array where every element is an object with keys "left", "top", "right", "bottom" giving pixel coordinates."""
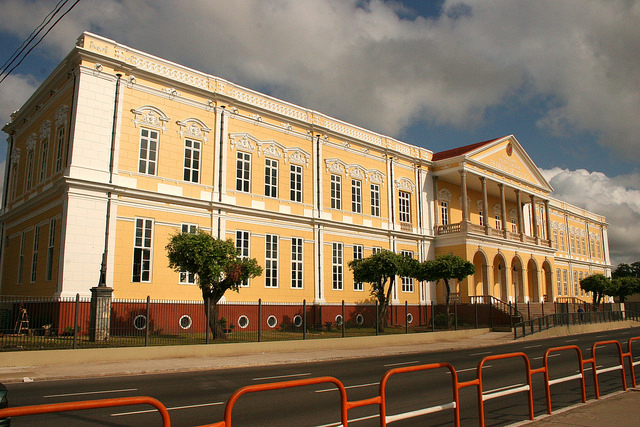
[
  {"left": 0, "top": 73, "right": 40, "bottom": 129},
  {"left": 1, "top": 0, "right": 637, "bottom": 163},
  {"left": 541, "top": 168, "right": 640, "bottom": 266}
]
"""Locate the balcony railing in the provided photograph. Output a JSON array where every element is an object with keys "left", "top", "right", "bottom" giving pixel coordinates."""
[
  {"left": 435, "top": 222, "right": 554, "bottom": 248},
  {"left": 436, "top": 223, "right": 461, "bottom": 234}
]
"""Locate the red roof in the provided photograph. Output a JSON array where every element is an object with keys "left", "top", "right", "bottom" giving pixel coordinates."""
[{"left": 432, "top": 137, "right": 505, "bottom": 161}]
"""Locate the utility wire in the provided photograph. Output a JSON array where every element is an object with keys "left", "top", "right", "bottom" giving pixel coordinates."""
[
  {"left": 0, "top": 0, "right": 81, "bottom": 87},
  {"left": 0, "top": 0, "right": 69, "bottom": 75}
]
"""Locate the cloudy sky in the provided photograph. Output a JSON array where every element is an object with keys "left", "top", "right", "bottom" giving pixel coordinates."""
[{"left": 0, "top": 0, "right": 639, "bottom": 265}]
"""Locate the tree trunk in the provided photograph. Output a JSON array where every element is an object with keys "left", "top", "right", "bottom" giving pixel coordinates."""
[{"left": 203, "top": 295, "right": 226, "bottom": 339}]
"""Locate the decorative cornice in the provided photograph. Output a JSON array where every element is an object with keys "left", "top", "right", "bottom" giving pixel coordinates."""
[
  {"left": 394, "top": 177, "right": 415, "bottom": 193},
  {"left": 131, "top": 105, "right": 170, "bottom": 133},
  {"left": 176, "top": 118, "right": 211, "bottom": 143}
]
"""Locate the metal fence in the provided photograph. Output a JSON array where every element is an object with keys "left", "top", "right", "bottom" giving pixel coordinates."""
[{"left": 513, "top": 310, "right": 640, "bottom": 339}]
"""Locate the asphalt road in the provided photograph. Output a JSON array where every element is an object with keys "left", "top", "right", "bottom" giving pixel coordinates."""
[{"left": 6, "top": 327, "right": 640, "bottom": 426}]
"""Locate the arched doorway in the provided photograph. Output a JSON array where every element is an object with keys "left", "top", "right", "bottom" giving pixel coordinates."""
[
  {"left": 473, "top": 251, "right": 489, "bottom": 298},
  {"left": 492, "top": 254, "right": 507, "bottom": 301},
  {"left": 527, "top": 258, "right": 540, "bottom": 302},
  {"left": 542, "top": 260, "right": 553, "bottom": 302},
  {"left": 511, "top": 257, "right": 525, "bottom": 303}
]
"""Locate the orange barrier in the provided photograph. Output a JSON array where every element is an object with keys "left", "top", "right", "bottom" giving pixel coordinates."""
[
  {"left": 0, "top": 396, "right": 170, "bottom": 425},
  {"left": 378, "top": 362, "right": 461, "bottom": 426},
  {"left": 590, "top": 340, "right": 627, "bottom": 399},
  {"left": 540, "top": 345, "right": 587, "bottom": 414},
  {"left": 475, "top": 353, "right": 535, "bottom": 427},
  {"left": 626, "top": 336, "right": 640, "bottom": 387}
]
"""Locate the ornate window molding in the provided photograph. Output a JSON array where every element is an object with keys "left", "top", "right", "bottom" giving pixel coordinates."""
[
  {"left": 229, "top": 132, "right": 310, "bottom": 165},
  {"left": 395, "top": 177, "right": 415, "bottom": 193},
  {"left": 55, "top": 105, "right": 69, "bottom": 127},
  {"left": 493, "top": 204, "right": 501, "bottom": 215},
  {"left": 39, "top": 120, "right": 51, "bottom": 140},
  {"left": 10, "top": 148, "right": 20, "bottom": 166},
  {"left": 324, "top": 158, "right": 385, "bottom": 183},
  {"left": 131, "top": 105, "right": 170, "bottom": 133},
  {"left": 229, "top": 133, "right": 256, "bottom": 152},
  {"left": 26, "top": 133, "right": 37, "bottom": 152},
  {"left": 438, "top": 188, "right": 451, "bottom": 202},
  {"left": 176, "top": 118, "right": 211, "bottom": 143}
]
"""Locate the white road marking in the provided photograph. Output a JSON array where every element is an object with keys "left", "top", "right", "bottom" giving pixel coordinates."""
[
  {"left": 384, "top": 360, "right": 420, "bottom": 367},
  {"left": 252, "top": 372, "right": 312, "bottom": 381},
  {"left": 524, "top": 344, "right": 542, "bottom": 348},
  {"left": 44, "top": 388, "right": 138, "bottom": 398},
  {"left": 111, "top": 401, "right": 223, "bottom": 416},
  {"left": 533, "top": 353, "right": 561, "bottom": 360},
  {"left": 316, "top": 413, "right": 378, "bottom": 426},
  {"left": 315, "top": 382, "right": 379, "bottom": 393},
  {"left": 470, "top": 351, "right": 492, "bottom": 356},
  {"left": 565, "top": 338, "right": 578, "bottom": 342}
]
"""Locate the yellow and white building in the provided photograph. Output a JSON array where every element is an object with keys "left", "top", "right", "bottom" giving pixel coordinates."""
[{"left": 0, "top": 33, "right": 611, "bottom": 305}]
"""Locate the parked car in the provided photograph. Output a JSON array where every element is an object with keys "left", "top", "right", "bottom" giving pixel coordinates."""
[{"left": 0, "top": 383, "right": 9, "bottom": 426}]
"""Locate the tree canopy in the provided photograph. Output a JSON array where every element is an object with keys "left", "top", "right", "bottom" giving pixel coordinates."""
[
  {"left": 579, "top": 274, "right": 611, "bottom": 307},
  {"left": 166, "top": 231, "right": 262, "bottom": 337}
]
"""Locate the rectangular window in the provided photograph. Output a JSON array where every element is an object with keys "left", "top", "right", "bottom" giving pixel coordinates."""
[
  {"left": 290, "top": 164, "right": 302, "bottom": 202},
  {"left": 18, "top": 232, "right": 26, "bottom": 284},
  {"left": 332, "top": 242, "right": 343, "bottom": 290},
  {"left": 573, "top": 272, "right": 579, "bottom": 296},
  {"left": 132, "top": 218, "right": 153, "bottom": 282},
  {"left": 511, "top": 219, "right": 517, "bottom": 233},
  {"left": 479, "top": 209, "right": 484, "bottom": 226},
  {"left": 596, "top": 241, "right": 601, "bottom": 259},
  {"left": 138, "top": 128, "right": 158, "bottom": 175},
  {"left": 495, "top": 215, "right": 502, "bottom": 230},
  {"left": 331, "top": 174, "right": 342, "bottom": 209},
  {"left": 265, "top": 158, "right": 278, "bottom": 198},
  {"left": 10, "top": 168, "right": 18, "bottom": 201},
  {"left": 265, "top": 234, "right": 278, "bottom": 288},
  {"left": 399, "top": 191, "right": 411, "bottom": 223},
  {"left": 560, "top": 231, "right": 566, "bottom": 252},
  {"left": 55, "top": 126, "right": 65, "bottom": 172},
  {"left": 581, "top": 237, "right": 586, "bottom": 256},
  {"left": 25, "top": 151, "right": 34, "bottom": 191},
  {"left": 236, "top": 151, "right": 251, "bottom": 192},
  {"left": 556, "top": 270, "right": 562, "bottom": 295},
  {"left": 291, "top": 237, "right": 303, "bottom": 289},
  {"left": 563, "top": 269, "right": 568, "bottom": 296},
  {"left": 183, "top": 139, "right": 201, "bottom": 183},
  {"left": 400, "top": 250, "right": 414, "bottom": 292},
  {"left": 179, "top": 224, "right": 198, "bottom": 284},
  {"left": 553, "top": 230, "right": 558, "bottom": 249},
  {"left": 372, "top": 246, "right": 382, "bottom": 255},
  {"left": 370, "top": 184, "right": 380, "bottom": 217},
  {"left": 236, "top": 230, "right": 250, "bottom": 287},
  {"left": 351, "top": 180, "right": 362, "bottom": 213},
  {"left": 353, "top": 245, "right": 363, "bottom": 291},
  {"left": 46, "top": 218, "right": 56, "bottom": 281},
  {"left": 590, "top": 239, "right": 595, "bottom": 258},
  {"left": 39, "top": 140, "right": 48, "bottom": 183},
  {"left": 31, "top": 226, "right": 40, "bottom": 282},
  {"left": 570, "top": 235, "right": 575, "bottom": 254},
  {"left": 440, "top": 201, "right": 449, "bottom": 225}
]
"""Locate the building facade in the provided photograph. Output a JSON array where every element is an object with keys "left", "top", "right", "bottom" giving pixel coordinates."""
[{"left": 0, "top": 33, "right": 611, "bottom": 306}]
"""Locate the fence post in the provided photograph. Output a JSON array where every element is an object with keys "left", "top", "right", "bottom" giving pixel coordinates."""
[
  {"left": 73, "top": 293, "right": 80, "bottom": 349},
  {"left": 303, "top": 299, "right": 307, "bottom": 340},
  {"left": 258, "top": 298, "right": 262, "bottom": 342},
  {"left": 431, "top": 300, "right": 435, "bottom": 332},
  {"left": 527, "top": 301, "right": 531, "bottom": 321},
  {"left": 475, "top": 298, "right": 478, "bottom": 329},
  {"left": 341, "top": 300, "right": 345, "bottom": 338},
  {"left": 145, "top": 296, "right": 150, "bottom": 347},
  {"left": 509, "top": 302, "right": 513, "bottom": 330},
  {"left": 490, "top": 299, "right": 494, "bottom": 330},
  {"left": 206, "top": 298, "right": 210, "bottom": 344},
  {"left": 405, "top": 300, "right": 408, "bottom": 334},
  {"left": 454, "top": 300, "right": 458, "bottom": 331},
  {"left": 375, "top": 300, "right": 379, "bottom": 336}
]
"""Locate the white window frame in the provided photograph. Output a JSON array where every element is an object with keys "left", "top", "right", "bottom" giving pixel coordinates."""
[
  {"left": 370, "top": 184, "right": 380, "bottom": 217},
  {"left": 31, "top": 226, "right": 40, "bottom": 282},
  {"left": 179, "top": 224, "right": 198, "bottom": 284},
  {"left": 440, "top": 201, "right": 449, "bottom": 225},
  {"left": 265, "top": 158, "right": 278, "bottom": 198},
  {"left": 511, "top": 219, "right": 517, "bottom": 233},
  {"left": 332, "top": 242, "right": 343, "bottom": 290},
  {"left": 236, "top": 230, "right": 250, "bottom": 287},
  {"left": 18, "top": 232, "right": 26, "bottom": 284},
  {"left": 138, "top": 128, "right": 159, "bottom": 175},
  {"left": 563, "top": 269, "right": 568, "bottom": 296},
  {"left": 25, "top": 151, "right": 34, "bottom": 191},
  {"left": 55, "top": 125, "right": 65, "bottom": 172},
  {"left": 330, "top": 174, "right": 342, "bottom": 210},
  {"left": 132, "top": 218, "right": 153, "bottom": 283},
  {"left": 479, "top": 208, "right": 484, "bottom": 226},
  {"left": 372, "top": 246, "right": 382, "bottom": 255},
  {"left": 351, "top": 179, "right": 362, "bottom": 213},
  {"left": 556, "top": 270, "right": 562, "bottom": 295},
  {"left": 400, "top": 250, "right": 414, "bottom": 293},
  {"left": 290, "top": 164, "right": 302, "bottom": 202},
  {"left": 560, "top": 231, "right": 566, "bottom": 252},
  {"left": 495, "top": 215, "right": 502, "bottom": 230},
  {"left": 265, "top": 234, "right": 278, "bottom": 288},
  {"left": 291, "top": 237, "right": 303, "bottom": 289},
  {"left": 39, "top": 139, "right": 48, "bottom": 183},
  {"left": 353, "top": 244, "right": 363, "bottom": 291},
  {"left": 398, "top": 191, "right": 411, "bottom": 223},
  {"left": 236, "top": 151, "right": 251, "bottom": 192},
  {"left": 183, "top": 139, "right": 201, "bottom": 183},
  {"left": 46, "top": 218, "right": 56, "bottom": 281}
]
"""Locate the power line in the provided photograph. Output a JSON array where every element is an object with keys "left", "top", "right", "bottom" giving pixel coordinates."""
[
  {"left": 0, "top": 0, "right": 81, "bottom": 87},
  {"left": 0, "top": 0, "right": 69, "bottom": 75}
]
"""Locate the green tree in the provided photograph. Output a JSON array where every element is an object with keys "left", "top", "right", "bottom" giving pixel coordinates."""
[
  {"left": 579, "top": 274, "right": 611, "bottom": 308},
  {"left": 348, "top": 250, "right": 418, "bottom": 331},
  {"left": 612, "top": 262, "right": 640, "bottom": 280},
  {"left": 166, "top": 231, "right": 262, "bottom": 338},
  {"left": 609, "top": 276, "right": 640, "bottom": 303},
  {"left": 416, "top": 254, "right": 475, "bottom": 327}
]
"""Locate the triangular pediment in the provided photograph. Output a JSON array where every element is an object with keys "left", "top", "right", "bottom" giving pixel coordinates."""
[{"left": 466, "top": 136, "right": 552, "bottom": 192}]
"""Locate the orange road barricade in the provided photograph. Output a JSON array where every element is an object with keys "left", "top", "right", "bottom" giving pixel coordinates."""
[
  {"left": 539, "top": 345, "right": 587, "bottom": 414},
  {"left": 0, "top": 396, "right": 171, "bottom": 426},
  {"left": 378, "top": 362, "right": 461, "bottom": 427},
  {"left": 201, "top": 376, "right": 350, "bottom": 427},
  {"left": 476, "top": 353, "right": 535, "bottom": 427},
  {"left": 590, "top": 340, "right": 627, "bottom": 399},
  {"left": 626, "top": 336, "right": 640, "bottom": 387}
]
